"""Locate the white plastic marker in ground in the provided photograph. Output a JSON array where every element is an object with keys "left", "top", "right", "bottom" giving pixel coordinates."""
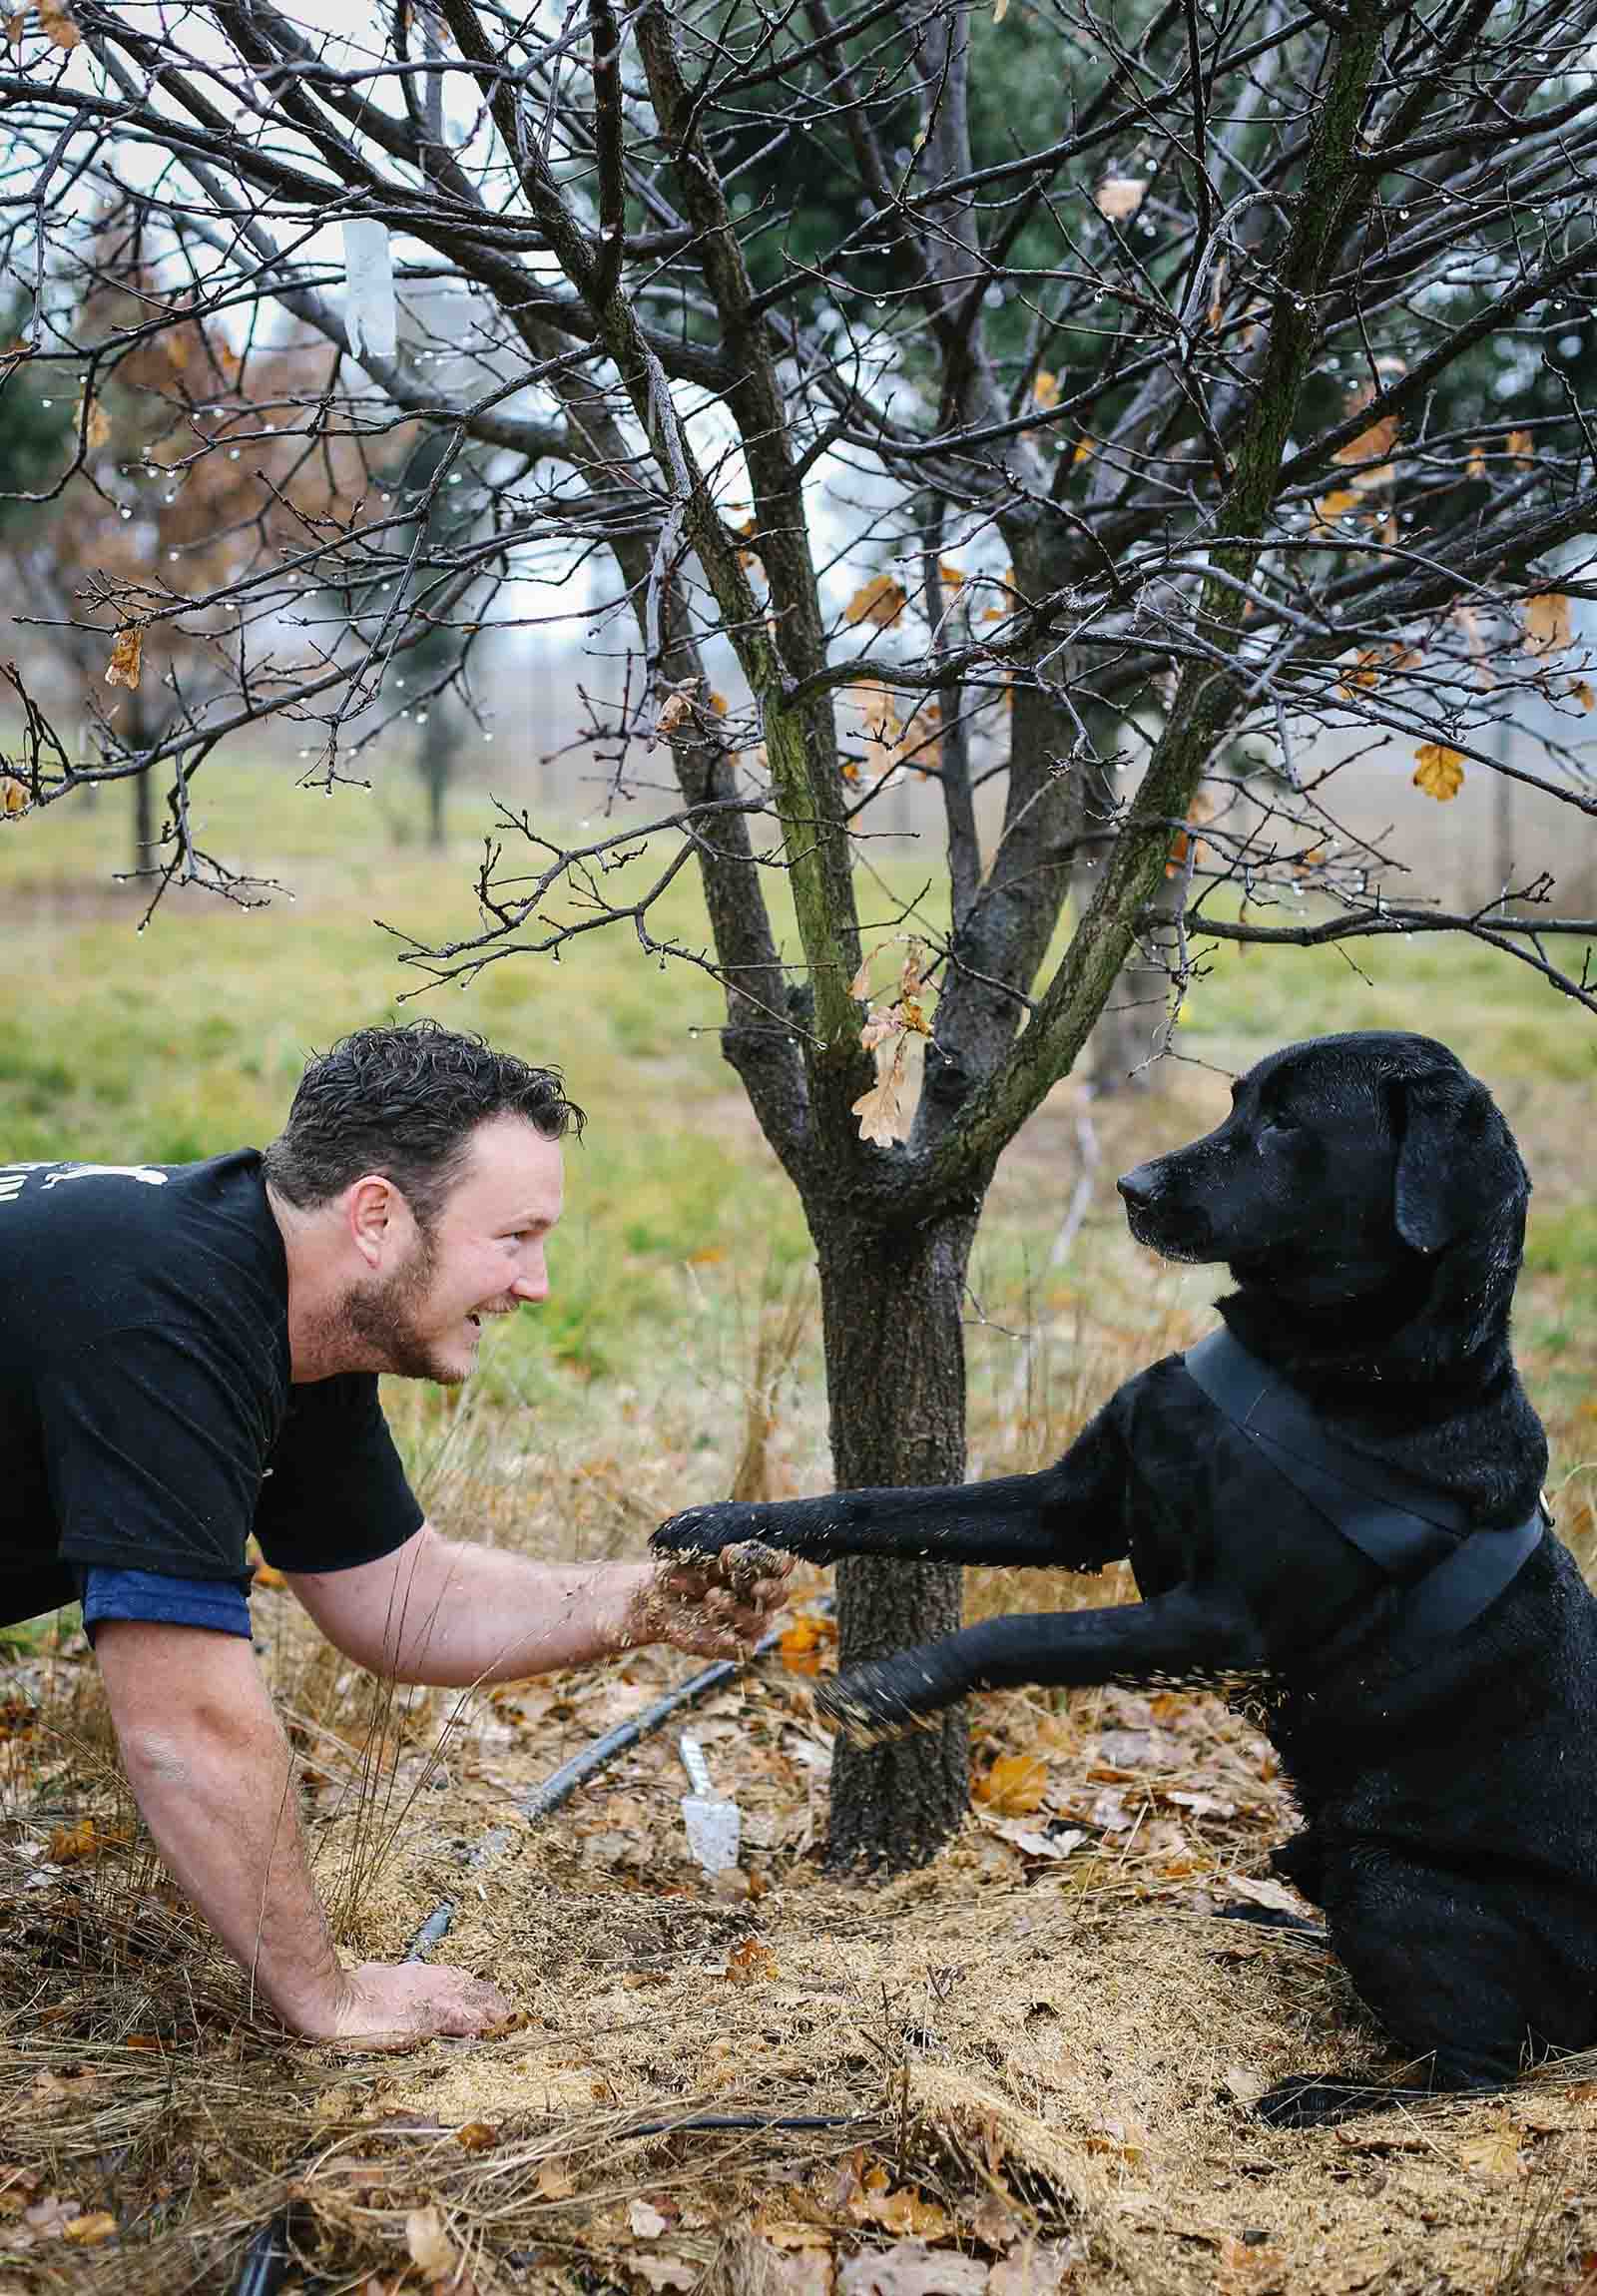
[{"left": 678, "top": 1732, "right": 741, "bottom": 1876}]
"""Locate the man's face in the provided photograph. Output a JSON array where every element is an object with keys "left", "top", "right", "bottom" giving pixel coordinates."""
[{"left": 344, "top": 1113, "right": 565, "bottom": 1384}]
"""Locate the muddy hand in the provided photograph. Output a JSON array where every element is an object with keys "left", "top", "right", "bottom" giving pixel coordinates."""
[{"left": 629, "top": 1539, "right": 792, "bottom": 1657}]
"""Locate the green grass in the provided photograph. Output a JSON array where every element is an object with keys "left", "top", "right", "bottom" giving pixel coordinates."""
[{"left": 3, "top": 749, "right": 1593, "bottom": 1490}]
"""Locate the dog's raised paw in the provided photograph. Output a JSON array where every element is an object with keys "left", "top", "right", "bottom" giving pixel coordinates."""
[{"left": 651, "top": 1501, "right": 763, "bottom": 1556}]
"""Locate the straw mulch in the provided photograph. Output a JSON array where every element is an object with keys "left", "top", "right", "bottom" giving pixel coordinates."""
[{"left": 3, "top": 1576, "right": 1596, "bottom": 2296}]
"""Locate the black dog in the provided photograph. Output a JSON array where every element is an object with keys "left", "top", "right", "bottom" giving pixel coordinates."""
[{"left": 654, "top": 1032, "right": 1597, "bottom": 2126}]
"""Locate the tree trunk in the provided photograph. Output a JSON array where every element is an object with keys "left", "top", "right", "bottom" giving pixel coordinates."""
[
  {"left": 131, "top": 764, "right": 156, "bottom": 876},
  {"left": 813, "top": 1197, "right": 980, "bottom": 1872}
]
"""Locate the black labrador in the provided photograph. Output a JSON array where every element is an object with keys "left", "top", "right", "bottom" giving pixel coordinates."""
[{"left": 654, "top": 1032, "right": 1597, "bottom": 2126}]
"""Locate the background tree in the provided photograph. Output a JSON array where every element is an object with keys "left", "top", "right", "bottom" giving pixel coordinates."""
[{"left": 2, "top": 0, "right": 1594, "bottom": 1869}]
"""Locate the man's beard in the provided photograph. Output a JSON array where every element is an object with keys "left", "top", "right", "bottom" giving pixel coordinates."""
[{"left": 337, "top": 1228, "right": 461, "bottom": 1383}]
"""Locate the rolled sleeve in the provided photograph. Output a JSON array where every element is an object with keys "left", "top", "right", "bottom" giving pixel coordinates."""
[{"left": 79, "top": 1566, "right": 253, "bottom": 1645}]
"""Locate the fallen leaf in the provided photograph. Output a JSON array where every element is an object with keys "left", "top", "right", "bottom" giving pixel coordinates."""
[
  {"left": 780, "top": 1613, "right": 836, "bottom": 1676},
  {"left": 61, "top": 2214, "right": 117, "bottom": 2246},
  {"left": 837, "top": 2242, "right": 988, "bottom": 2296},
  {"left": 1094, "top": 175, "right": 1147, "bottom": 221},
  {"left": 47, "top": 1818, "right": 100, "bottom": 1865},
  {"left": 104, "top": 627, "right": 143, "bottom": 691},
  {"left": 1412, "top": 741, "right": 1464, "bottom": 802},
  {"left": 1225, "top": 1873, "right": 1306, "bottom": 1917},
  {"left": 974, "top": 1754, "right": 1047, "bottom": 1815},
  {"left": 1221, "top": 2064, "right": 1270, "bottom": 2108},
  {"left": 630, "top": 2201, "right": 671, "bottom": 2239},
  {"left": 987, "top": 2242, "right": 1081, "bottom": 2296},
  {"left": 1455, "top": 2112, "right": 1527, "bottom": 2180},
  {"left": 845, "top": 574, "right": 908, "bottom": 629},
  {"left": 624, "top": 2252, "right": 699, "bottom": 2291},
  {"left": 1217, "top": 2234, "right": 1288, "bottom": 2292},
  {"left": 535, "top": 2160, "right": 576, "bottom": 2200},
  {"left": 405, "top": 2204, "right": 454, "bottom": 2277},
  {"left": 724, "top": 1937, "right": 779, "bottom": 1984},
  {"left": 978, "top": 1817, "right": 1086, "bottom": 1861},
  {"left": 1522, "top": 591, "right": 1572, "bottom": 657},
  {"left": 453, "top": 2119, "right": 498, "bottom": 2151}
]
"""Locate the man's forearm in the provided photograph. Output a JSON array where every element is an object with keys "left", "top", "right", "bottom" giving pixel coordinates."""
[
  {"left": 95, "top": 1621, "right": 345, "bottom": 2029},
  {"left": 292, "top": 1529, "right": 650, "bottom": 1686}
]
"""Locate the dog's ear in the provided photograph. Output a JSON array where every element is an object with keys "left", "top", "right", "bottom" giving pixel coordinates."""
[{"left": 1393, "top": 1066, "right": 1526, "bottom": 1254}]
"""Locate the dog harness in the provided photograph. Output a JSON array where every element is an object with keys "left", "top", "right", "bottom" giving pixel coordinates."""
[{"left": 1183, "top": 1327, "right": 1547, "bottom": 1647}]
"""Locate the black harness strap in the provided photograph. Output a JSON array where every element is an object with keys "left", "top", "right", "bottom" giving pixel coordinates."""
[{"left": 1183, "top": 1328, "right": 1545, "bottom": 1649}]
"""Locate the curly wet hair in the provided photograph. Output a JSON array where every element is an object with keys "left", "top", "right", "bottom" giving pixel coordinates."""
[{"left": 262, "top": 1021, "right": 584, "bottom": 1233}]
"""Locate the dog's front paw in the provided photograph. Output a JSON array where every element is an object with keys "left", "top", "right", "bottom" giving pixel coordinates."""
[
  {"left": 815, "top": 1657, "right": 949, "bottom": 1744},
  {"left": 651, "top": 1500, "right": 770, "bottom": 1557},
  {"left": 1254, "top": 2072, "right": 1401, "bottom": 2129}
]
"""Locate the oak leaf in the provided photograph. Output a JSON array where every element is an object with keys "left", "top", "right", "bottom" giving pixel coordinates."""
[
  {"left": 780, "top": 1613, "right": 836, "bottom": 1676},
  {"left": 975, "top": 1754, "right": 1047, "bottom": 1815},
  {"left": 723, "top": 1937, "right": 779, "bottom": 1984},
  {"left": 654, "top": 687, "right": 694, "bottom": 736},
  {"left": 453, "top": 2119, "right": 498, "bottom": 2151},
  {"left": 1455, "top": 2111, "right": 1527, "bottom": 2180},
  {"left": 105, "top": 627, "right": 143, "bottom": 691},
  {"left": 1522, "top": 591, "right": 1572, "bottom": 657},
  {"left": 62, "top": 2213, "right": 117, "bottom": 2246},
  {"left": 851, "top": 1038, "right": 909, "bottom": 1148},
  {"left": 1031, "top": 370, "right": 1059, "bottom": 410},
  {"left": 38, "top": 0, "right": 80, "bottom": 45},
  {"left": 1570, "top": 680, "right": 1595, "bottom": 712},
  {"left": 1, "top": 776, "right": 28, "bottom": 816},
  {"left": 1094, "top": 175, "right": 1147, "bottom": 221},
  {"left": 1505, "top": 428, "right": 1534, "bottom": 466},
  {"left": 845, "top": 574, "right": 907, "bottom": 629},
  {"left": 1412, "top": 741, "right": 1464, "bottom": 802}
]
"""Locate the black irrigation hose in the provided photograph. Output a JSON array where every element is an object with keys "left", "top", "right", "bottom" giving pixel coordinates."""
[{"left": 233, "top": 1606, "right": 829, "bottom": 2296}]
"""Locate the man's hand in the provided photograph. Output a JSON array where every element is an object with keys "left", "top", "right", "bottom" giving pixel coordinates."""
[
  {"left": 624, "top": 1538, "right": 792, "bottom": 1657},
  {"left": 295, "top": 1962, "right": 512, "bottom": 2048}
]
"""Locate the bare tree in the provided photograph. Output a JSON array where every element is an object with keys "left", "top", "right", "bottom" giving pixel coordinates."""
[{"left": 2, "top": 0, "right": 1594, "bottom": 1868}]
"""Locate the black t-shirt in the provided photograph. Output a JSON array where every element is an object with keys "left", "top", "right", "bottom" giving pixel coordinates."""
[{"left": 0, "top": 1152, "right": 424, "bottom": 1627}]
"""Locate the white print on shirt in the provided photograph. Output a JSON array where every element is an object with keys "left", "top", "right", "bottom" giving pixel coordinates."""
[
  {"left": 39, "top": 1164, "right": 170, "bottom": 1191},
  {"left": 0, "top": 1164, "right": 49, "bottom": 1205}
]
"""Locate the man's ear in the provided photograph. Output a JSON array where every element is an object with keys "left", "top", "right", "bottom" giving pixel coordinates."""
[
  {"left": 1393, "top": 1067, "right": 1526, "bottom": 1255},
  {"left": 346, "top": 1174, "right": 401, "bottom": 1268}
]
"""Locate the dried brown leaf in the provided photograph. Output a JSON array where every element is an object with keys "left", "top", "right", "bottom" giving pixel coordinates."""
[
  {"left": 1094, "top": 175, "right": 1147, "bottom": 221},
  {"left": 1523, "top": 591, "right": 1572, "bottom": 657},
  {"left": 105, "top": 626, "right": 143, "bottom": 691},
  {"left": 844, "top": 575, "right": 907, "bottom": 629},
  {"left": 1412, "top": 741, "right": 1465, "bottom": 802},
  {"left": 37, "top": 0, "right": 80, "bottom": 46},
  {"left": 404, "top": 2204, "right": 454, "bottom": 2277}
]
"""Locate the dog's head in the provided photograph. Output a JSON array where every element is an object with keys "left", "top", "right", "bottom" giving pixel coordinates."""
[{"left": 1117, "top": 1033, "right": 1528, "bottom": 1321}]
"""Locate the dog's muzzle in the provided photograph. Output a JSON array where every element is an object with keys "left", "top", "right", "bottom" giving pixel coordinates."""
[{"left": 1117, "top": 1161, "right": 1211, "bottom": 1259}]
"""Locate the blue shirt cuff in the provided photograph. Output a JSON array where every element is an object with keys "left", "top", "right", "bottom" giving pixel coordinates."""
[{"left": 79, "top": 1567, "right": 253, "bottom": 1644}]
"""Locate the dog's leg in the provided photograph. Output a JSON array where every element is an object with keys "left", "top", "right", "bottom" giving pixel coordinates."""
[
  {"left": 814, "top": 1588, "right": 1264, "bottom": 1733},
  {"left": 653, "top": 1415, "right": 1128, "bottom": 1572}
]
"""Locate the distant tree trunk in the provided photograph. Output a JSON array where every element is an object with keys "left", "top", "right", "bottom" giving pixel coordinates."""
[
  {"left": 417, "top": 712, "right": 454, "bottom": 850},
  {"left": 132, "top": 764, "right": 156, "bottom": 875},
  {"left": 814, "top": 1198, "right": 979, "bottom": 1871}
]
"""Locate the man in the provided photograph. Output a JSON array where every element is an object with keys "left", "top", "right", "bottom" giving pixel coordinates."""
[{"left": 0, "top": 1022, "right": 788, "bottom": 2044}]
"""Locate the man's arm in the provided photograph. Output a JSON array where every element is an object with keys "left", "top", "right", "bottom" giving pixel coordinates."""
[
  {"left": 284, "top": 1522, "right": 791, "bottom": 1686},
  {"left": 94, "top": 1618, "right": 510, "bottom": 2043}
]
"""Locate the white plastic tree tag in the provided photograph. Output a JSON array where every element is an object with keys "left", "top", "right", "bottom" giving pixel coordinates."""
[{"left": 342, "top": 219, "right": 396, "bottom": 362}]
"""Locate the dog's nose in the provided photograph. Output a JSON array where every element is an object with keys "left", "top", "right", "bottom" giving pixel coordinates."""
[{"left": 1117, "top": 1164, "right": 1159, "bottom": 1210}]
